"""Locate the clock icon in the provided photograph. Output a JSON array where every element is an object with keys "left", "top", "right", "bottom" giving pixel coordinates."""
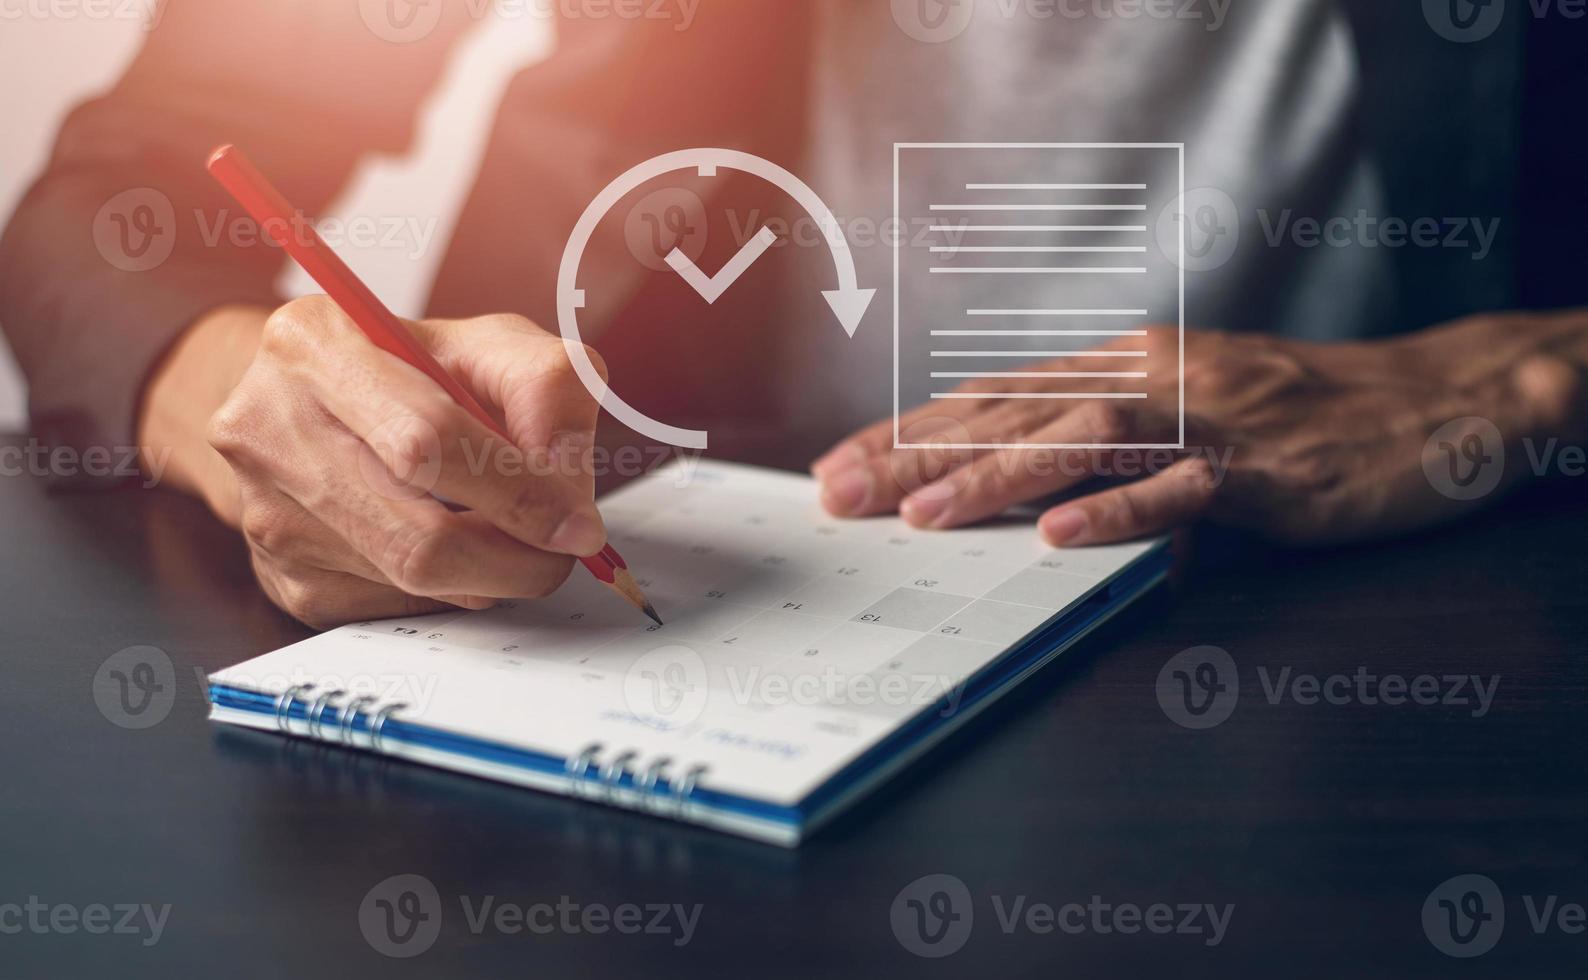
[{"left": 557, "top": 148, "right": 875, "bottom": 449}]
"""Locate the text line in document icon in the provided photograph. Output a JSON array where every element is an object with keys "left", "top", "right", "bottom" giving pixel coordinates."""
[{"left": 893, "top": 143, "right": 1185, "bottom": 450}]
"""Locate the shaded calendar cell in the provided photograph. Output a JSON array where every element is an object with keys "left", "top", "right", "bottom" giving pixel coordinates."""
[
  {"left": 834, "top": 633, "right": 995, "bottom": 722},
  {"left": 851, "top": 588, "right": 973, "bottom": 632},
  {"left": 872, "top": 633, "right": 1002, "bottom": 687},
  {"left": 779, "top": 621, "right": 919, "bottom": 677},
  {"left": 777, "top": 576, "right": 895, "bottom": 620},
  {"left": 983, "top": 567, "right": 1100, "bottom": 610},
  {"left": 932, "top": 599, "right": 1056, "bottom": 646}
]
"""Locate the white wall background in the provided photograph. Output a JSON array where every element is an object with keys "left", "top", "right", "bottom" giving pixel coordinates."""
[{"left": 0, "top": 10, "right": 550, "bottom": 434}]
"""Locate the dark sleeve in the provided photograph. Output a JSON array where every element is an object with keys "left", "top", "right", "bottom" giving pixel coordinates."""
[{"left": 0, "top": 0, "right": 476, "bottom": 481}]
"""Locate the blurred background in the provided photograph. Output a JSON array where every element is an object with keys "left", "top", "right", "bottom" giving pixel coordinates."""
[{"left": 0, "top": 11, "right": 552, "bottom": 435}]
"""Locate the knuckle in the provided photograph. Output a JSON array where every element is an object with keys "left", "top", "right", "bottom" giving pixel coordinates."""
[
  {"left": 382, "top": 406, "right": 451, "bottom": 469},
  {"left": 1175, "top": 455, "right": 1219, "bottom": 494},
  {"left": 1515, "top": 355, "right": 1582, "bottom": 433},
  {"left": 380, "top": 519, "right": 453, "bottom": 595},
  {"left": 504, "top": 483, "right": 560, "bottom": 538},
  {"left": 1101, "top": 489, "right": 1146, "bottom": 531},
  {"left": 1081, "top": 402, "right": 1132, "bottom": 445},
  {"left": 239, "top": 503, "right": 290, "bottom": 555},
  {"left": 1272, "top": 445, "right": 1343, "bottom": 497},
  {"left": 206, "top": 401, "right": 251, "bottom": 458},
  {"left": 578, "top": 343, "right": 609, "bottom": 385},
  {"left": 523, "top": 555, "right": 575, "bottom": 598},
  {"left": 266, "top": 570, "right": 323, "bottom": 626},
  {"left": 261, "top": 297, "right": 333, "bottom": 357}
]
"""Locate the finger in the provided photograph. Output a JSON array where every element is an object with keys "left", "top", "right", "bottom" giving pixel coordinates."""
[
  {"left": 254, "top": 426, "right": 579, "bottom": 599},
  {"left": 1037, "top": 455, "right": 1218, "bottom": 547},
  {"left": 810, "top": 396, "right": 991, "bottom": 477},
  {"left": 250, "top": 557, "right": 473, "bottom": 631},
  {"left": 246, "top": 474, "right": 575, "bottom": 601},
  {"left": 817, "top": 400, "right": 1052, "bottom": 516},
  {"left": 900, "top": 402, "right": 1179, "bottom": 528},
  {"left": 307, "top": 330, "right": 607, "bottom": 557},
  {"left": 413, "top": 315, "right": 606, "bottom": 459}
]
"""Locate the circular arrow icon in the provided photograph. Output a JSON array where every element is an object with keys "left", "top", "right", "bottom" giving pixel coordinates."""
[{"left": 558, "top": 148, "right": 876, "bottom": 449}]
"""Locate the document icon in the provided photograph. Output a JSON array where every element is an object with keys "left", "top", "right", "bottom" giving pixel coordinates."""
[{"left": 893, "top": 143, "right": 1185, "bottom": 450}]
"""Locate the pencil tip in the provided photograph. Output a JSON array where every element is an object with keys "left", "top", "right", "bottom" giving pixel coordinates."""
[{"left": 643, "top": 603, "right": 663, "bottom": 627}]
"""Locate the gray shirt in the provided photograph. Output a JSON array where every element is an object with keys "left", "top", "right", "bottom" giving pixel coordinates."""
[{"left": 784, "top": 0, "right": 1394, "bottom": 431}]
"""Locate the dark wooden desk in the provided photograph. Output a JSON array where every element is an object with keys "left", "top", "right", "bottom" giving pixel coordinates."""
[{"left": 1, "top": 433, "right": 1584, "bottom": 978}]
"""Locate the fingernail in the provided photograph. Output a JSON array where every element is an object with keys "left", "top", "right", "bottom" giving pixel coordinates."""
[
  {"left": 901, "top": 493, "right": 950, "bottom": 528},
  {"left": 1041, "top": 507, "right": 1089, "bottom": 546},
  {"left": 820, "top": 467, "right": 874, "bottom": 514},
  {"left": 550, "top": 512, "right": 606, "bottom": 556}
]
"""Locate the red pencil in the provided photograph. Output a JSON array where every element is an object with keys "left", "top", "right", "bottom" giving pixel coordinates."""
[{"left": 206, "top": 144, "right": 660, "bottom": 625}]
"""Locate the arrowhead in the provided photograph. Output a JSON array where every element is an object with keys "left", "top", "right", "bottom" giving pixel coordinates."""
[{"left": 822, "top": 287, "right": 875, "bottom": 338}]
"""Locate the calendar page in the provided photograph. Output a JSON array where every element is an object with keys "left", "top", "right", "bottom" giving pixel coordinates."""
[{"left": 212, "top": 460, "right": 1157, "bottom": 807}]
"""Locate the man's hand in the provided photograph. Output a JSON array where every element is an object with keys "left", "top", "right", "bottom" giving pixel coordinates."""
[
  {"left": 140, "top": 297, "right": 608, "bottom": 628},
  {"left": 813, "top": 313, "right": 1585, "bottom": 546}
]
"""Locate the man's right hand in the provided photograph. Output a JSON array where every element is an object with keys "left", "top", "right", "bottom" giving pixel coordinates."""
[{"left": 140, "top": 297, "right": 609, "bottom": 628}]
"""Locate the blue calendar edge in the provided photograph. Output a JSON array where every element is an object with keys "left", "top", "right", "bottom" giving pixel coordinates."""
[{"left": 207, "top": 542, "right": 1170, "bottom": 840}]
